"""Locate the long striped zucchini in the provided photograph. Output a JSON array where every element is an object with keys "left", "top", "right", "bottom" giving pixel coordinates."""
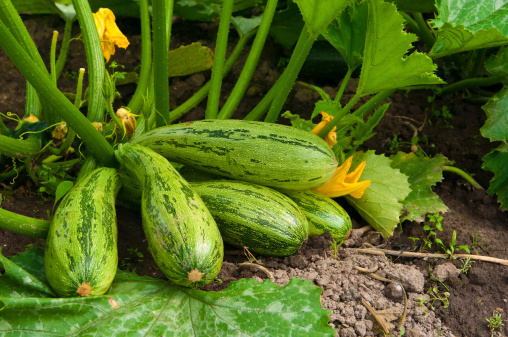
[
  {"left": 44, "top": 167, "right": 121, "bottom": 297},
  {"left": 281, "top": 190, "right": 352, "bottom": 241},
  {"left": 130, "top": 119, "right": 337, "bottom": 190},
  {"left": 115, "top": 144, "right": 223, "bottom": 287},
  {"left": 190, "top": 180, "right": 309, "bottom": 256}
]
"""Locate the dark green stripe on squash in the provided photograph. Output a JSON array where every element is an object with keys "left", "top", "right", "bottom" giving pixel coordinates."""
[
  {"left": 44, "top": 167, "right": 121, "bottom": 297},
  {"left": 281, "top": 190, "right": 352, "bottom": 241},
  {"left": 130, "top": 119, "right": 337, "bottom": 190},
  {"left": 115, "top": 144, "right": 223, "bottom": 287},
  {"left": 190, "top": 180, "right": 309, "bottom": 256}
]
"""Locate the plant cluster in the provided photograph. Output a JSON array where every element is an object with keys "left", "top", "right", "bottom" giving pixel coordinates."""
[{"left": 0, "top": 0, "right": 507, "bottom": 335}]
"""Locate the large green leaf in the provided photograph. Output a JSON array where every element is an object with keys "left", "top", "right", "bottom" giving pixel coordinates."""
[
  {"left": 345, "top": 151, "right": 411, "bottom": 237},
  {"left": 390, "top": 152, "right": 448, "bottom": 222},
  {"left": 357, "top": 0, "right": 444, "bottom": 96},
  {"left": 485, "top": 46, "right": 508, "bottom": 75},
  {"left": 294, "top": 0, "right": 352, "bottom": 37},
  {"left": 480, "top": 86, "right": 508, "bottom": 142},
  {"left": 0, "top": 248, "right": 335, "bottom": 336},
  {"left": 430, "top": 0, "right": 508, "bottom": 58},
  {"left": 482, "top": 144, "right": 508, "bottom": 211},
  {"left": 322, "top": 0, "right": 369, "bottom": 70}
]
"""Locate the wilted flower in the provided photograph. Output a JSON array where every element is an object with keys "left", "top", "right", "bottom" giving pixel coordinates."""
[
  {"left": 116, "top": 107, "right": 137, "bottom": 137},
  {"left": 52, "top": 123, "right": 68, "bottom": 140},
  {"left": 92, "top": 122, "right": 103, "bottom": 133},
  {"left": 313, "top": 156, "right": 370, "bottom": 199},
  {"left": 311, "top": 111, "right": 337, "bottom": 147},
  {"left": 93, "top": 8, "right": 130, "bottom": 63},
  {"left": 23, "top": 114, "right": 39, "bottom": 123}
]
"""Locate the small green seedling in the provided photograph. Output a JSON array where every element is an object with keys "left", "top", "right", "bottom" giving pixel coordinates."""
[
  {"left": 418, "top": 286, "right": 450, "bottom": 310},
  {"left": 459, "top": 258, "right": 474, "bottom": 274},
  {"left": 486, "top": 309, "right": 504, "bottom": 336},
  {"left": 329, "top": 238, "right": 345, "bottom": 258},
  {"left": 434, "top": 230, "right": 470, "bottom": 259}
]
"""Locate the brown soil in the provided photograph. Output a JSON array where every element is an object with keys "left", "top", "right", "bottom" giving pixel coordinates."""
[{"left": 1, "top": 15, "right": 507, "bottom": 337}]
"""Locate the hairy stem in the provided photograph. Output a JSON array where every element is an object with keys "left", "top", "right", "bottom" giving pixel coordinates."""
[{"left": 205, "top": 0, "right": 234, "bottom": 119}]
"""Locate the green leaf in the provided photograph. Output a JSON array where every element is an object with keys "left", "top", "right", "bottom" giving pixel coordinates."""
[
  {"left": 348, "top": 103, "right": 390, "bottom": 152},
  {"left": 390, "top": 152, "right": 448, "bottom": 222},
  {"left": 0, "top": 248, "right": 55, "bottom": 298},
  {"left": 281, "top": 111, "right": 316, "bottom": 131},
  {"left": 482, "top": 143, "right": 508, "bottom": 211},
  {"left": 231, "top": 14, "right": 263, "bottom": 37},
  {"left": 0, "top": 248, "right": 335, "bottom": 336},
  {"left": 430, "top": 0, "right": 508, "bottom": 57},
  {"left": 294, "top": 0, "right": 352, "bottom": 37},
  {"left": 322, "top": 0, "right": 368, "bottom": 70},
  {"left": 168, "top": 42, "right": 214, "bottom": 77},
  {"left": 269, "top": 1, "right": 305, "bottom": 51},
  {"left": 485, "top": 47, "right": 508, "bottom": 75},
  {"left": 357, "top": 0, "right": 444, "bottom": 96},
  {"left": 481, "top": 86, "right": 508, "bottom": 142},
  {"left": 345, "top": 151, "right": 411, "bottom": 237},
  {"left": 53, "top": 180, "right": 73, "bottom": 209}
]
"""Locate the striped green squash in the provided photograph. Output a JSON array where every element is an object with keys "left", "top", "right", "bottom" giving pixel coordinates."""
[
  {"left": 281, "top": 190, "right": 352, "bottom": 241},
  {"left": 115, "top": 144, "right": 223, "bottom": 287},
  {"left": 45, "top": 167, "right": 121, "bottom": 297},
  {"left": 190, "top": 180, "right": 309, "bottom": 256},
  {"left": 130, "top": 119, "right": 337, "bottom": 190}
]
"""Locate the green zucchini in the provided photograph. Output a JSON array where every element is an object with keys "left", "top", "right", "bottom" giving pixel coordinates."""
[
  {"left": 190, "top": 180, "right": 309, "bottom": 256},
  {"left": 115, "top": 144, "right": 223, "bottom": 287},
  {"left": 45, "top": 167, "right": 121, "bottom": 297},
  {"left": 130, "top": 119, "right": 337, "bottom": 190},
  {"left": 281, "top": 190, "right": 352, "bottom": 241}
]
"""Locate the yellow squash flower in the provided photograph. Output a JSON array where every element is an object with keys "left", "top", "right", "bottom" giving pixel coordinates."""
[
  {"left": 313, "top": 156, "right": 371, "bottom": 199},
  {"left": 116, "top": 107, "right": 138, "bottom": 137},
  {"left": 93, "top": 8, "right": 130, "bottom": 63},
  {"left": 311, "top": 111, "right": 337, "bottom": 147}
]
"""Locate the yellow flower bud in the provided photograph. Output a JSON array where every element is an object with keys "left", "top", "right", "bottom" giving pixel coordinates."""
[{"left": 311, "top": 111, "right": 337, "bottom": 148}]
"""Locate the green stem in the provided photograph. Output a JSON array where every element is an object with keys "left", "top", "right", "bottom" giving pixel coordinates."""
[
  {"left": 334, "top": 67, "right": 355, "bottom": 103},
  {"left": 412, "top": 12, "right": 435, "bottom": 48},
  {"left": 0, "top": 208, "right": 50, "bottom": 239},
  {"left": 470, "top": 48, "right": 487, "bottom": 78},
  {"left": 0, "top": 164, "right": 26, "bottom": 182},
  {"left": 153, "top": 0, "right": 172, "bottom": 127},
  {"left": 242, "top": 85, "right": 277, "bottom": 121},
  {"left": 443, "top": 166, "right": 483, "bottom": 189},
  {"left": 77, "top": 155, "right": 97, "bottom": 180},
  {"left": 56, "top": 18, "right": 74, "bottom": 78},
  {"left": 264, "top": 27, "right": 315, "bottom": 123},
  {"left": 169, "top": 29, "right": 257, "bottom": 123},
  {"left": 400, "top": 12, "right": 419, "bottom": 35},
  {"left": 319, "top": 88, "right": 396, "bottom": 138},
  {"left": 438, "top": 74, "right": 505, "bottom": 97},
  {"left": 0, "top": 135, "right": 40, "bottom": 158},
  {"left": 0, "top": 1, "right": 47, "bottom": 120},
  {"left": 50, "top": 30, "right": 58, "bottom": 86},
  {"left": 127, "top": 0, "right": 151, "bottom": 115},
  {"left": 72, "top": 0, "right": 106, "bottom": 122},
  {"left": 217, "top": 0, "right": 278, "bottom": 120},
  {"left": 205, "top": 0, "right": 234, "bottom": 119},
  {"left": 0, "top": 20, "right": 116, "bottom": 167},
  {"left": 74, "top": 68, "right": 86, "bottom": 108}
]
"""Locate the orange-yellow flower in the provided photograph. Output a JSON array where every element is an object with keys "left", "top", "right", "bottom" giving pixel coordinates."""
[
  {"left": 93, "top": 8, "right": 130, "bottom": 63},
  {"left": 311, "top": 111, "right": 337, "bottom": 147},
  {"left": 115, "top": 107, "right": 138, "bottom": 137},
  {"left": 313, "top": 156, "right": 371, "bottom": 199}
]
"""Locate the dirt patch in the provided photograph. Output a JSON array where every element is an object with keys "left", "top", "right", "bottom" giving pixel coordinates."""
[{"left": 1, "top": 15, "right": 508, "bottom": 336}]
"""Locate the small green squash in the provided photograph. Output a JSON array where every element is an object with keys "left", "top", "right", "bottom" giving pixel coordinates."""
[
  {"left": 45, "top": 167, "right": 121, "bottom": 297},
  {"left": 115, "top": 144, "right": 223, "bottom": 287}
]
